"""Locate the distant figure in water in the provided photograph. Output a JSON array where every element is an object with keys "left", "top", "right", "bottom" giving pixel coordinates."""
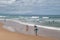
[
  {"left": 52, "top": 20, "right": 55, "bottom": 24},
  {"left": 34, "top": 25, "right": 38, "bottom": 36},
  {"left": 26, "top": 25, "right": 29, "bottom": 32}
]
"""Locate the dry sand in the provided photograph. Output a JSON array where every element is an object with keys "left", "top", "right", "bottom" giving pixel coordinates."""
[{"left": 0, "top": 22, "right": 58, "bottom": 40}]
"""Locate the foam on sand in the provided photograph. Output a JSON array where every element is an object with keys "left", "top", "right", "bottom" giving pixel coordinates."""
[{"left": 3, "top": 26, "right": 15, "bottom": 32}]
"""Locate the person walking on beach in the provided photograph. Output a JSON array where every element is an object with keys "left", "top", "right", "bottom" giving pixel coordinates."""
[
  {"left": 26, "top": 25, "right": 29, "bottom": 32},
  {"left": 34, "top": 25, "right": 38, "bottom": 36}
]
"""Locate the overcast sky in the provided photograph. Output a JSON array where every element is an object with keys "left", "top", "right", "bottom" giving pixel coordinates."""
[{"left": 0, "top": 0, "right": 60, "bottom": 15}]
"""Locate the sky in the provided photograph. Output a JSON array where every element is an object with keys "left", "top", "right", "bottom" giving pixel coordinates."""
[{"left": 0, "top": 0, "right": 60, "bottom": 15}]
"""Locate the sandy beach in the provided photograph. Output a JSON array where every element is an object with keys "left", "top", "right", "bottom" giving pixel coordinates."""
[{"left": 0, "top": 22, "right": 57, "bottom": 40}]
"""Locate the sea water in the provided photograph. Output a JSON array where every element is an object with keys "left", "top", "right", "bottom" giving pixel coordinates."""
[
  {"left": 19, "top": 15, "right": 60, "bottom": 27},
  {"left": 0, "top": 15, "right": 60, "bottom": 27}
]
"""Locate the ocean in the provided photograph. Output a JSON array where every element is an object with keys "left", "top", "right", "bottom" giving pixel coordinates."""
[{"left": 0, "top": 15, "right": 60, "bottom": 27}]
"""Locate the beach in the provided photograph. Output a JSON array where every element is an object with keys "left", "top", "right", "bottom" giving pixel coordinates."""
[
  {"left": 0, "top": 0, "right": 60, "bottom": 40},
  {"left": 0, "top": 22, "right": 57, "bottom": 40},
  {"left": 0, "top": 19, "right": 60, "bottom": 40}
]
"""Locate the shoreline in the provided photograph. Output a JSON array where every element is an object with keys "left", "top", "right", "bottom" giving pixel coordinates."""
[
  {"left": 0, "top": 19, "right": 60, "bottom": 30},
  {"left": 11, "top": 19, "right": 60, "bottom": 30},
  {"left": 0, "top": 19, "right": 60, "bottom": 38},
  {"left": 0, "top": 25, "right": 56, "bottom": 40}
]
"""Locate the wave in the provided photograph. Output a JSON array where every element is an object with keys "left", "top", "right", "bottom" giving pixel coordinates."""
[
  {"left": 42, "top": 17, "right": 49, "bottom": 19},
  {"left": 30, "top": 16, "right": 39, "bottom": 19},
  {"left": 11, "top": 19, "right": 60, "bottom": 30},
  {"left": 0, "top": 16, "right": 6, "bottom": 17}
]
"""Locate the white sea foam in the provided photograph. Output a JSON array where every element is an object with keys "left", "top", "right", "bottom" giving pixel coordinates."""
[
  {"left": 42, "top": 17, "right": 49, "bottom": 19},
  {"left": 31, "top": 16, "right": 39, "bottom": 19},
  {"left": 10, "top": 19, "right": 60, "bottom": 30},
  {"left": 1, "top": 19, "right": 60, "bottom": 38},
  {"left": 3, "top": 26, "right": 15, "bottom": 32},
  {"left": 0, "top": 16, "right": 6, "bottom": 17},
  {"left": 0, "top": 18, "right": 60, "bottom": 31}
]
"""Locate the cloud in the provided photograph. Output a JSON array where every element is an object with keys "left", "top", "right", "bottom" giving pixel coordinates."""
[
  {"left": 0, "top": 0, "right": 16, "bottom": 5},
  {"left": 0, "top": 0, "right": 60, "bottom": 15},
  {"left": 7, "top": 0, "right": 16, "bottom": 4}
]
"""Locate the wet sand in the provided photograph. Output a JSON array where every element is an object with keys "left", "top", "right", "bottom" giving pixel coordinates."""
[{"left": 0, "top": 22, "right": 57, "bottom": 40}]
